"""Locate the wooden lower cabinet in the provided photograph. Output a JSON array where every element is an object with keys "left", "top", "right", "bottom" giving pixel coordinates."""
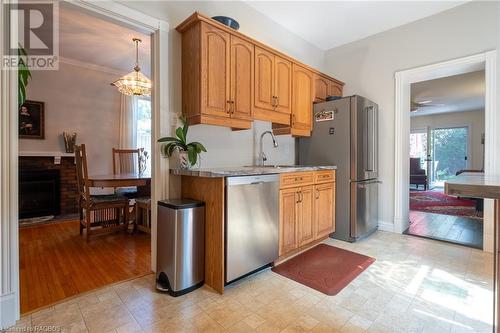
[
  {"left": 279, "top": 187, "right": 299, "bottom": 256},
  {"left": 314, "top": 182, "right": 335, "bottom": 238},
  {"left": 298, "top": 185, "right": 314, "bottom": 247},
  {"left": 279, "top": 171, "right": 336, "bottom": 257}
]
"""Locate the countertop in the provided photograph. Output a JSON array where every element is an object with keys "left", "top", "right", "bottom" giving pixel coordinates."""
[
  {"left": 170, "top": 165, "right": 337, "bottom": 178},
  {"left": 444, "top": 172, "right": 500, "bottom": 199}
]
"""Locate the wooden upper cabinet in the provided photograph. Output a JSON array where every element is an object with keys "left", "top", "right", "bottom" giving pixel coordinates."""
[
  {"left": 315, "top": 75, "right": 343, "bottom": 102},
  {"left": 201, "top": 22, "right": 230, "bottom": 118},
  {"left": 314, "top": 182, "right": 335, "bottom": 238},
  {"left": 254, "top": 47, "right": 274, "bottom": 112},
  {"left": 314, "top": 75, "right": 329, "bottom": 102},
  {"left": 329, "top": 81, "right": 343, "bottom": 97},
  {"left": 298, "top": 185, "right": 314, "bottom": 247},
  {"left": 328, "top": 81, "right": 343, "bottom": 96},
  {"left": 291, "top": 64, "right": 314, "bottom": 132},
  {"left": 279, "top": 188, "right": 299, "bottom": 256},
  {"left": 177, "top": 13, "right": 343, "bottom": 130},
  {"left": 254, "top": 48, "right": 291, "bottom": 125},
  {"left": 274, "top": 56, "right": 292, "bottom": 115},
  {"left": 230, "top": 35, "right": 253, "bottom": 120}
]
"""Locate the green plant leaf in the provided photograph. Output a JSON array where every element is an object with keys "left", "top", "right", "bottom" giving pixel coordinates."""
[
  {"left": 17, "top": 47, "right": 31, "bottom": 107},
  {"left": 175, "top": 126, "right": 186, "bottom": 145},
  {"left": 157, "top": 136, "right": 181, "bottom": 143},
  {"left": 190, "top": 142, "right": 207, "bottom": 153},
  {"left": 182, "top": 121, "right": 188, "bottom": 142},
  {"left": 187, "top": 145, "right": 197, "bottom": 166}
]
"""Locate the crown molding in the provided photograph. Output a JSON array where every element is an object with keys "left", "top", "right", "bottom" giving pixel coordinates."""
[{"left": 58, "top": 57, "right": 125, "bottom": 76}]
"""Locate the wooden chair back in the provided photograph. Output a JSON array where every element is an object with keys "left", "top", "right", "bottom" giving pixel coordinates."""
[
  {"left": 74, "top": 144, "right": 91, "bottom": 202},
  {"left": 112, "top": 148, "right": 143, "bottom": 174}
]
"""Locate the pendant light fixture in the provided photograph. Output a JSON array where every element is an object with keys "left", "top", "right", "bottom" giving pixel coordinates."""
[{"left": 112, "top": 38, "right": 151, "bottom": 96}]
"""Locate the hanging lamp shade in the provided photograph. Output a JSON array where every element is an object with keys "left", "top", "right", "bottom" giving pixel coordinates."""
[{"left": 112, "top": 38, "right": 151, "bottom": 96}]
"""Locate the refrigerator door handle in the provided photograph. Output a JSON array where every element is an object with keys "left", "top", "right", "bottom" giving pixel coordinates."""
[
  {"left": 365, "top": 106, "right": 376, "bottom": 173},
  {"left": 357, "top": 180, "right": 382, "bottom": 189}
]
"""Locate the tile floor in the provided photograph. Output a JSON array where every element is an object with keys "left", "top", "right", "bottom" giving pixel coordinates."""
[{"left": 7, "top": 231, "right": 493, "bottom": 333}]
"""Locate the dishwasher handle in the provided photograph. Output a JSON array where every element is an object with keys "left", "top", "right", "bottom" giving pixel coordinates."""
[{"left": 226, "top": 174, "right": 279, "bottom": 186}]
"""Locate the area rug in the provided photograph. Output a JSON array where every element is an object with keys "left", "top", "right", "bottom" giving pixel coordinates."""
[
  {"left": 272, "top": 244, "right": 375, "bottom": 295},
  {"left": 410, "top": 190, "right": 483, "bottom": 219}
]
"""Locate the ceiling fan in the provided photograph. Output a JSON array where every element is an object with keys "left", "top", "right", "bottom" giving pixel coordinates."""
[{"left": 410, "top": 100, "right": 445, "bottom": 112}]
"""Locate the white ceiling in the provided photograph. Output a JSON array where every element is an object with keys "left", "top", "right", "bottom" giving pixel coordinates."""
[
  {"left": 58, "top": 4, "right": 151, "bottom": 76},
  {"left": 410, "top": 70, "right": 485, "bottom": 117},
  {"left": 54, "top": 1, "right": 467, "bottom": 77},
  {"left": 245, "top": 1, "right": 466, "bottom": 50}
]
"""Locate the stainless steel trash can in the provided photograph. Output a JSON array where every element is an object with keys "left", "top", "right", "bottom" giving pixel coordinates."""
[{"left": 156, "top": 199, "right": 205, "bottom": 296}]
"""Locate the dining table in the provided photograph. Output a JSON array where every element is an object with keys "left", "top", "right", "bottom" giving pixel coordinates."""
[{"left": 88, "top": 172, "right": 151, "bottom": 196}]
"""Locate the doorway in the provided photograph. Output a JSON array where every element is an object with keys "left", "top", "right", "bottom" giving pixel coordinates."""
[
  {"left": 17, "top": 3, "right": 155, "bottom": 313},
  {"left": 393, "top": 51, "right": 497, "bottom": 253},
  {"left": 1, "top": 1, "right": 168, "bottom": 327},
  {"left": 405, "top": 70, "right": 485, "bottom": 249}
]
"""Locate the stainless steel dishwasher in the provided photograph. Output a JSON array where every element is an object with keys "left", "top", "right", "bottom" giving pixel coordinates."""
[{"left": 225, "top": 174, "right": 279, "bottom": 283}]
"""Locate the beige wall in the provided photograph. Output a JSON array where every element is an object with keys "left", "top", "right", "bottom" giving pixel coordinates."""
[
  {"left": 22, "top": 62, "right": 121, "bottom": 174},
  {"left": 411, "top": 109, "right": 485, "bottom": 170},
  {"left": 122, "top": 1, "right": 325, "bottom": 168},
  {"left": 323, "top": 1, "right": 499, "bottom": 228}
]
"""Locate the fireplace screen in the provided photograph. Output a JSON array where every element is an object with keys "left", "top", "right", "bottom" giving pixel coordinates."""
[{"left": 19, "top": 169, "right": 61, "bottom": 218}]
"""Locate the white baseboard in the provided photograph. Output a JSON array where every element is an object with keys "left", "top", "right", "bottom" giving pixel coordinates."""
[
  {"left": 378, "top": 221, "right": 395, "bottom": 233},
  {"left": 0, "top": 292, "right": 17, "bottom": 330}
]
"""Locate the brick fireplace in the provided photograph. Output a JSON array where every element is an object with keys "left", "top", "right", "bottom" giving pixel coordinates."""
[{"left": 19, "top": 156, "right": 79, "bottom": 216}]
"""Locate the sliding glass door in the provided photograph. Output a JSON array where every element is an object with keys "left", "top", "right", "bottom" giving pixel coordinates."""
[{"left": 430, "top": 126, "right": 469, "bottom": 186}]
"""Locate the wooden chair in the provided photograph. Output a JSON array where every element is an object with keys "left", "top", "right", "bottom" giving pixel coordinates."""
[
  {"left": 112, "top": 148, "right": 143, "bottom": 198},
  {"left": 75, "top": 144, "right": 129, "bottom": 241},
  {"left": 112, "top": 148, "right": 143, "bottom": 174},
  {"left": 135, "top": 197, "right": 151, "bottom": 234}
]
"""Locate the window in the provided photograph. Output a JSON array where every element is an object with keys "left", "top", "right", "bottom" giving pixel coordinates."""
[
  {"left": 136, "top": 97, "right": 152, "bottom": 174},
  {"left": 410, "top": 131, "right": 428, "bottom": 172}
]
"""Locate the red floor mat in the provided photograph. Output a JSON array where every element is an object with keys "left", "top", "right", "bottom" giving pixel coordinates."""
[{"left": 272, "top": 244, "right": 375, "bottom": 295}]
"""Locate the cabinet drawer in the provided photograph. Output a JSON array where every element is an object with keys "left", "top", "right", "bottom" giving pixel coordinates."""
[
  {"left": 314, "top": 170, "right": 335, "bottom": 184},
  {"left": 280, "top": 172, "right": 314, "bottom": 188}
]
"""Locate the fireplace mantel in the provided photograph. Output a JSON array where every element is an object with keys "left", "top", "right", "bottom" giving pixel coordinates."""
[{"left": 19, "top": 151, "right": 74, "bottom": 164}]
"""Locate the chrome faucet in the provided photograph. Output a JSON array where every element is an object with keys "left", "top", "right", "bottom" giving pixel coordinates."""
[{"left": 259, "top": 131, "right": 279, "bottom": 166}]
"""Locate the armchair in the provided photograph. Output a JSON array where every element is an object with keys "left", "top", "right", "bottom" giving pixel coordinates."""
[{"left": 410, "top": 157, "right": 428, "bottom": 190}]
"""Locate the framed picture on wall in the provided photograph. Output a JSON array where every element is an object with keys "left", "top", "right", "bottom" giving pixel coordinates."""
[{"left": 19, "top": 100, "right": 45, "bottom": 139}]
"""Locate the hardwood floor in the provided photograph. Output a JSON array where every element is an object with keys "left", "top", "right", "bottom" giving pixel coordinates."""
[
  {"left": 406, "top": 210, "right": 483, "bottom": 249},
  {"left": 19, "top": 219, "right": 151, "bottom": 314}
]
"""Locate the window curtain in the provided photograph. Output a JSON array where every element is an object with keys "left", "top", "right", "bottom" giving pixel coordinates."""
[{"left": 119, "top": 94, "right": 138, "bottom": 149}]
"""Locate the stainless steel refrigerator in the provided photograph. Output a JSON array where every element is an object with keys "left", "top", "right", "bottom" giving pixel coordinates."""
[{"left": 299, "top": 95, "right": 379, "bottom": 242}]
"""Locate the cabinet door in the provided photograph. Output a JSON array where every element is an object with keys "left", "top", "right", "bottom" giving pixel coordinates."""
[
  {"left": 279, "top": 188, "right": 298, "bottom": 256},
  {"left": 314, "top": 182, "right": 335, "bottom": 238},
  {"left": 314, "top": 75, "right": 329, "bottom": 102},
  {"left": 254, "top": 47, "right": 275, "bottom": 112},
  {"left": 292, "top": 64, "right": 314, "bottom": 131},
  {"left": 298, "top": 185, "right": 314, "bottom": 247},
  {"left": 274, "top": 56, "right": 291, "bottom": 114},
  {"left": 230, "top": 35, "right": 253, "bottom": 120},
  {"left": 329, "top": 81, "right": 343, "bottom": 97},
  {"left": 201, "top": 23, "right": 231, "bottom": 118}
]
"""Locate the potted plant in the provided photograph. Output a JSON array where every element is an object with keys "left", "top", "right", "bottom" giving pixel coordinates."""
[{"left": 158, "top": 117, "right": 207, "bottom": 169}]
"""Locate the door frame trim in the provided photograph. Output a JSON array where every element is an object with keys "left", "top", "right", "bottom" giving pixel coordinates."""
[
  {"left": 394, "top": 50, "right": 497, "bottom": 252},
  {"left": 0, "top": 1, "right": 169, "bottom": 328}
]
